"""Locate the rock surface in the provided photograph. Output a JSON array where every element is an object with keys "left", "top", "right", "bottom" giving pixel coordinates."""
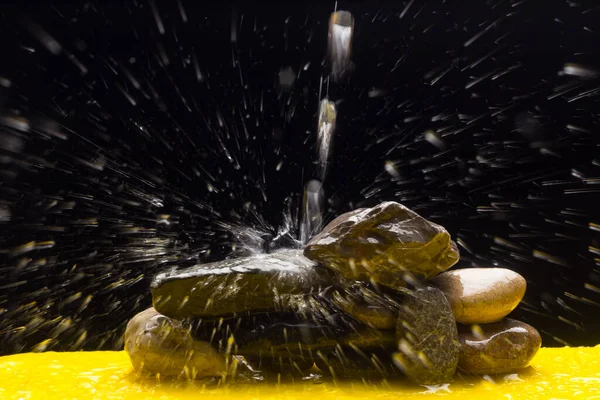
[
  {"left": 151, "top": 249, "right": 333, "bottom": 318},
  {"left": 316, "top": 350, "right": 398, "bottom": 380},
  {"left": 457, "top": 318, "right": 541, "bottom": 374},
  {"left": 124, "top": 307, "right": 226, "bottom": 379},
  {"left": 188, "top": 301, "right": 397, "bottom": 377},
  {"left": 331, "top": 283, "right": 399, "bottom": 330},
  {"left": 303, "top": 201, "right": 459, "bottom": 290},
  {"left": 431, "top": 268, "right": 526, "bottom": 324},
  {"left": 237, "top": 323, "right": 396, "bottom": 361},
  {"left": 393, "top": 286, "right": 460, "bottom": 385}
]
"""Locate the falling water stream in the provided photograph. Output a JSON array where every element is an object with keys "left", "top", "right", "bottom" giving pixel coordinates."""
[{"left": 298, "top": 10, "right": 353, "bottom": 246}]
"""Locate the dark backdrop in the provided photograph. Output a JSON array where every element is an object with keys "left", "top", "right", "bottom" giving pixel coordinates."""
[{"left": 0, "top": 0, "right": 599, "bottom": 355}]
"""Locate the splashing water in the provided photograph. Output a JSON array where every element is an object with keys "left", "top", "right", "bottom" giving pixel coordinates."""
[{"left": 0, "top": 1, "right": 599, "bottom": 358}]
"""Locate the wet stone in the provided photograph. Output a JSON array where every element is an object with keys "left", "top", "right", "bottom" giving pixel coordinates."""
[
  {"left": 151, "top": 249, "right": 333, "bottom": 318},
  {"left": 196, "top": 311, "right": 394, "bottom": 359},
  {"left": 316, "top": 349, "right": 399, "bottom": 380},
  {"left": 393, "top": 286, "right": 460, "bottom": 386},
  {"left": 234, "top": 323, "right": 396, "bottom": 361},
  {"left": 330, "top": 283, "right": 400, "bottom": 330},
  {"left": 189, "top": 300, "right": 397, "bottom": 375},
  {"left": 458, "top": 318, "right": 542, "bottom": 375},
  {"left": 431, "top": 268, "right": 527, "bottom": 324},
  {"left": 123, "top": 307, "right": 226, "bottom": 379},
  {"left": 190, "top": 294, "right": 358, "bottom": 348},
  {"left": 304, "top": 201, "right": 460, "bottom": 290}
]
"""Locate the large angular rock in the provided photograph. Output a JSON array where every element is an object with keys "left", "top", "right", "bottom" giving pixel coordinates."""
[
  {"left": 303, "top": 201, "right": 459, "bottom": 290},
  {"left": 124, "top": 307, "right": 226, "bottom": 379},
  {"left": 151, "top": 249, "right": 333, "bottom": 318},
  {"left": 393, "top": 286, "right": 460, "bottom": 385}
]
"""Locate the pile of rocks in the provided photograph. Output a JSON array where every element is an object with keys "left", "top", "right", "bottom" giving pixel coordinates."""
[{"left": 124, "top": 201, "right": 541, "bottom": 385}]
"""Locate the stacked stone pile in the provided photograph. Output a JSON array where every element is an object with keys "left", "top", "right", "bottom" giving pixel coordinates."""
[{"left": 124, "top": 201, "right": 540, "bottom": 385}]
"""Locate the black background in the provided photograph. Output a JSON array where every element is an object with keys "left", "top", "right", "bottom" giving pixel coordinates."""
[{"left": 0, "top": 0, "right": 599, "bottom": 355}]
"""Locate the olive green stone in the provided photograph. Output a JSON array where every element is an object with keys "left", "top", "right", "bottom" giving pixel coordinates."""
[
  {"left": 431, "top": 268, "right": 527, "bottom": 324},
  {"left": 123, "top": 307, "right": 226, "bottom": 379},
  {"left": 458, "top": 318, "right": 541, "bottom": 374},
  {"left": 331, "top": 283, "right": 399, "bottom": 330},
  {"left": 151, "top": 249, "right": 333, "bottom": 318},
  {"left": 190, "top": 305, "right": 396, "bottom": 371},
  {"left": 234, "top": 319, "right": 396, "bottom": 362},
  {"left": 393, "top": 286, "right": 460, "bottom": 385},
  {"left": 190, "top": 295, "right": 361, "bottom": 349},
  {"left": 303, "top": 201, "right": 459, "bottom": 290}
]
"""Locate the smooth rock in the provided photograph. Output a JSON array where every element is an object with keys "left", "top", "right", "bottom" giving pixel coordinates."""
[
  {"left": 431, "top": 268, "right": 526, "bottom": 324},
  {"left": 303, "top": 201, "right": 459, "bottom": 290},
  {"left": 151, "top": 249, "right": 333, "bottom": 318},
  {"left": 188, "top": 300, "right": 397, "bottom": 377},
  {"left": 331, "top": 283, "right": 399, "bottom": 330},
  {"left": 123, "top": 307, "right": 226, "bottom": 379},
  {"left": 189, "top": 295, "right": 397, "bottom": 363},
  {"left": 393, "top": 286, "right": 460, "bottom": 385},
  {"left": 191, "top": 295, "right": 360, "bottom": 348},
  {"left": 316, "top": 350, "right": 398, "bottom": 380},
  {"left": 237, "top": 324, "right": 396, "bottom": 363},
  {"left": 458, "top": 318, "right": 542, "bottom": 374}
]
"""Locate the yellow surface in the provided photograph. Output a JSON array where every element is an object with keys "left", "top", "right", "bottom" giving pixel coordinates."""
[{"left": 1, "top": 347, "right": 600, "bottom": 399}]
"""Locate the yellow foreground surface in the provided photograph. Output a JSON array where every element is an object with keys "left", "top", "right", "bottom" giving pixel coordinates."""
[{"left": 1, "top": 347, "right": 599, "bottom": 400}]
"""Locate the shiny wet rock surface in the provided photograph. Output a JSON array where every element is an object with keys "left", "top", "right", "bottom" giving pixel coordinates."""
[
  {"left": 431, "top": 268, "right": 526, "bottom": 324},
  {"left": 151, "top": 249, "right": 333, "bottom": 318},
  {"left": 304, "top": 201, "right": 460, "bottom": 290},
  {"left": 457, "top": 318, "right": 542, "bottom": 375}
]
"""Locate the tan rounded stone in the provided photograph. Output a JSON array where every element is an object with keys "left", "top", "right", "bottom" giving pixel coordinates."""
[
  {"left": 124, "top": 307, "right": 227, "bottom": 379},
  {"left": 458, "top": 318, "right": 541, "bottom": 374},
  {"left": 431, "top": 268, "right": 526, "bottom": 324}
]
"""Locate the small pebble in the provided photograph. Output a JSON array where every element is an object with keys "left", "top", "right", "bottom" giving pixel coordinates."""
[
  {"left": 124, "top": 307, "right": 226, "bottom": 379},
  {"left": 458, "top": 318, "right": 542, "bottom": 375}
]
